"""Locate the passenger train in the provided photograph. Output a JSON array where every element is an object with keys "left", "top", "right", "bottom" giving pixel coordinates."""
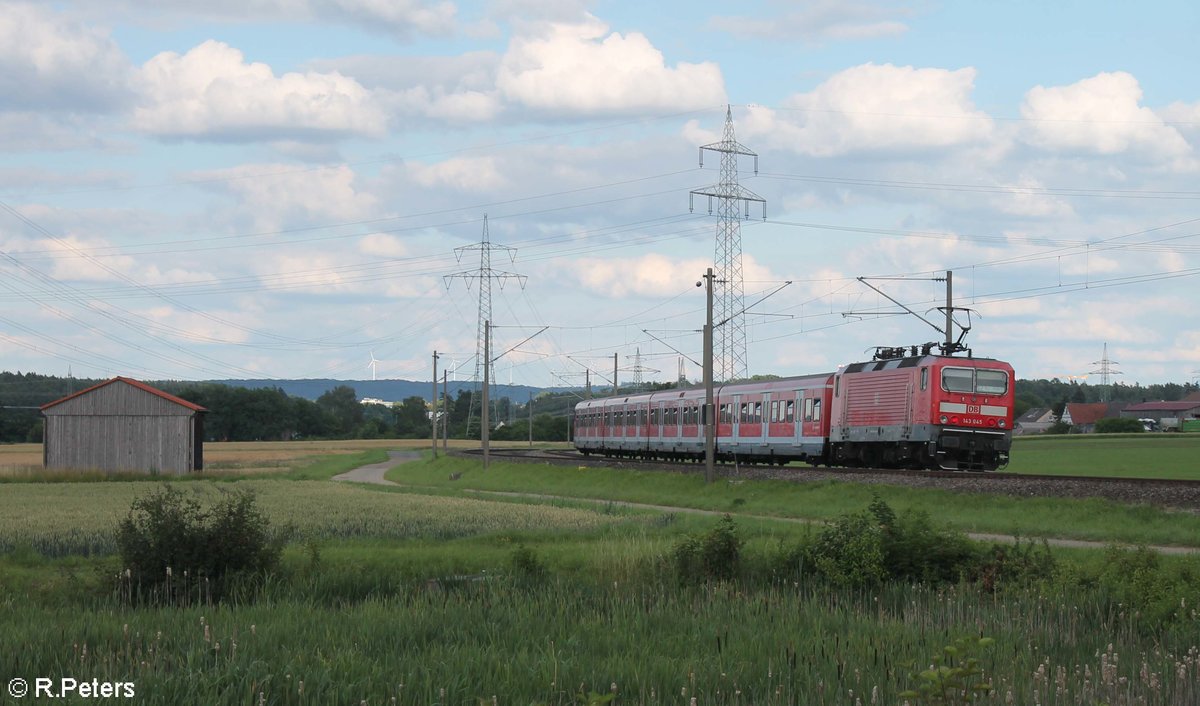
[{"left": 573, "top": 347, "right": 1014, "bottom": 471}]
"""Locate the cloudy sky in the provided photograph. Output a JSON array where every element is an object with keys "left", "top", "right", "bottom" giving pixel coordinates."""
[{"left": 1, "top": 0, "right": 1198, "bottom": 390}]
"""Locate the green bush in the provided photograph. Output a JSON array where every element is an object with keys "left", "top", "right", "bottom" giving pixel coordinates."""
[
  {"left": 1093, "top": 545, "right": 1200, "bottom": 630},
  {"left": 115, "top": 485, "right": 282, "bottom": 604},
  {"left": 872, "top": 497, "right": 978, "bottom": 584},
  {"left": 509, "top": 544, "right": 548, "bottom": 584},
  {"left": 672, "top": 514, "right": 742, "bottom": 583},
  {"left": 1094, "top": 417, "right": 1145, "bottom": 433},
  {"left": 807, "top": 509, "right": 887, "bottom": 586},
  {"left": 972, "top": 538, "right": 1056, "bottom": 592},
  {"left": 900, "top": 636, "right": 995, "bottom": 704}
]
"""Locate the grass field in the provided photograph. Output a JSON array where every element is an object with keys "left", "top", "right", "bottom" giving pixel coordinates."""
[
  {"left": 3, "top": 437, "right": 1200, "bottom": 704},
  {"left": 386, "top": 455, "right": 1200, "bottom": 548},
  {"left": 1008, "top": 433, "right": 1200, "bottom": 478},
  {"left": 0, "top": 439, "right": 458, "bottom": 478}
]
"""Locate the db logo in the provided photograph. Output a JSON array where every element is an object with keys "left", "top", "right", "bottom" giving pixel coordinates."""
[{"left": 966, "top": 405, "right": 982, "bottom": 414}]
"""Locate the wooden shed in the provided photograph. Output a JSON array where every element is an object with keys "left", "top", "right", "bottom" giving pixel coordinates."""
[{"left": 41, "top": 377, "right": 206, "bottom": 474}]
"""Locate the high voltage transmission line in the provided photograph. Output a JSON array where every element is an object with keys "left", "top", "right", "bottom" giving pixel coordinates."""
[
  {"left": 690, "top": 106, "right": 765, "bottom": 381},
  {"left": 443, "top": 215, "right": 527, "bottom": 438}
]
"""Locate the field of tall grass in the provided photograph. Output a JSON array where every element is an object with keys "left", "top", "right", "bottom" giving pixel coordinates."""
[
  {"left": 2, "top": 439, "right": 1199, "bottom": 704},
  {"left": 5, "top": 542, "right": 1199, "bottom": 705}
]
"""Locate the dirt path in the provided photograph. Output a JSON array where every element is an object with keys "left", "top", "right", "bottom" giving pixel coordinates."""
[
  {"left": 331, "top": 450, "right": 420, "bottom": 485},
  {"left": 332, "top": 452, "right": 1199, "bottom": 555}
]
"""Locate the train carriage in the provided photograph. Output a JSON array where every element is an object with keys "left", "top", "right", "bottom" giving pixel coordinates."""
[{"left": 574, "top": 350, "right": 1015, "bottom": 472}]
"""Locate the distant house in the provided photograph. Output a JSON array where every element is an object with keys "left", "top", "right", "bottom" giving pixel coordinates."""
[
  {"left": 1120, "top": 400, "right": 1200, "bottom": 427},
  {"left": 1015, "top": 407, "right": 1055, "bottom": 435},
  {"left": 1183, "top": 390, "right": 1200, "bottom": 403},
  {"left": 41, "top": 377, "right": 206, "bottom": 474},
  {"left": 1061, "top": 402, "right": 1116, "bottom": 433}
]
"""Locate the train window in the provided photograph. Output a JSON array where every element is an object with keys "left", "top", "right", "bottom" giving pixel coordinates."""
[
  {"left": 977, "top": 370, "right": 1008, "bottom": 395},
  {"left": 920, "top": 367, "right": 928, "bottom": 391},
  {"left": 804, "top": 398, "right": 814, "bottom": 421},
  {"left": 769, "top": 401, "right": 778, "bottom": 423},
  {"left": 942, "top": 367, "right": 974, "bottom": 392},
  {"left": 753, "top": 402, "right": 763, "bottom": 424},
  {"left": 812, "top": 399, "right": 822, "bottom": 422},
  {"left": 785, "top": 400, "right": 795, "bottom": 423},
  {"left": 739, "top": 403, "right": 749, "bottom": 423}
]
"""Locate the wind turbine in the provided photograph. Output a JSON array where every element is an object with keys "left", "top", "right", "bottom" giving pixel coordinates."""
[{"left": 368, "top": 352, "right": 379, "bottom": 381}]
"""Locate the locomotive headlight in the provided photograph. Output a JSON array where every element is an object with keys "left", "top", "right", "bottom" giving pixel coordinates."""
[
  {"left": 940, "top": 415, "right": 948, "bottom": 424},
  {"left": 998, "top": 419, "right": 1006, "bottom": 428}
]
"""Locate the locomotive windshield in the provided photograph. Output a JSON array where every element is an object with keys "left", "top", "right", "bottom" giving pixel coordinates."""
[
  {"left": 976, "top": 370, "right": 1008, "bottom": 395},
  {"left": 942, "top": 367, "right": 1009, "bottom": 395}
]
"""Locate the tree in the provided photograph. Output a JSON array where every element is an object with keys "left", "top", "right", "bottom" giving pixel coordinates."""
[
  {"left": 316, "top": 385, "right": 363, "bottom": 437},
  {"left": 393, "top": 396, "right": 430, "bottom": 438},
  {"left": 1094, "top": 417, "right": 1144, "bottom": 434}
]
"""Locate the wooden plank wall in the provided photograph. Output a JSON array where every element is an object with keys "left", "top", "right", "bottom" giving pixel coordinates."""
[{"left": 43, "top": 382, "right": 198, "bottom": 474}]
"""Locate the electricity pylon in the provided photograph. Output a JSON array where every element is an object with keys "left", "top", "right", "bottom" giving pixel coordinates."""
[
  {"left": 443, "top": 215, "right": 526, "bottom": 438},
  {"left": 1088, "top": 342, "right": 1122, "bottom": 402},
  {"left": 690, "top": 106, "right": 765, "bottom": 382}
]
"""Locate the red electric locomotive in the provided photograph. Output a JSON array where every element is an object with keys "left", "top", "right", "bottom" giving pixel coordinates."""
[
  {"left": 573, "top": 346, "right": 1014, "bottom": 471},
  {"left": 828, "top": 349, "right": 1014, "bottom": 470}
]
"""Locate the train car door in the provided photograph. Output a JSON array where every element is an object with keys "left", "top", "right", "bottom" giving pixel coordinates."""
[
  {"left": 738, "top": 394, "right": 764, "bottom": 441},
  {"left": 802, "top": 390, "right": 824, "bottom": 439},
  {"left": 767, "top": 393, "right": 795, "bottom": 440},
  {"left": 730, "top": 394, "right": 741, "bottom": 440}
]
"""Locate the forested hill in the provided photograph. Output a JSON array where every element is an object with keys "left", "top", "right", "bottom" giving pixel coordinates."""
[
  {"left": 210, "top": 378, "right": 549, "bottom": 402},
  {"left": 0, "top": 372, "right": 554, "bottom": 406}
]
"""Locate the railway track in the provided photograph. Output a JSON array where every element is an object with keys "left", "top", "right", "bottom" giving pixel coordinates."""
[{"left": 457, "top": 447, "right": 1200, "bottom": 510}]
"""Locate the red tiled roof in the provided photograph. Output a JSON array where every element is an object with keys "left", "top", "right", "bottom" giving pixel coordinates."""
[
  {"left": 40, "top": 377, "right": 207, "bottom": 413},
  {"left": 1065, "top": 402, "right": 1110, "bottom": 425},
  {"left": 1122, "top": 400, "right": 1200, "bottom": 413}
]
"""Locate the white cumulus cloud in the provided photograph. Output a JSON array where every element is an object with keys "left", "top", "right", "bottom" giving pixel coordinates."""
[
  {"left": 1020, "top": 72, "right": 1192, "bottom": 159},
  {"left": 739, "top": 63, "right": 996, "bottom": 157},
  {"left": 408, "top": 156, "right": 504, "bottom": 192},
  {"left": 496, "top": 15, "right": 725, "bottom": 116},
  {"left": 0, "top": 2, "right": 131, "bottom": 112},
  {"left": 711, "top": 0, "right": 910, "bottom": 42},
  {"left": 132, "top": 40, "right": 387, "bottom": 140},
  {"left": 194, "top": 163, "right": 378, "bottom": 231}
]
